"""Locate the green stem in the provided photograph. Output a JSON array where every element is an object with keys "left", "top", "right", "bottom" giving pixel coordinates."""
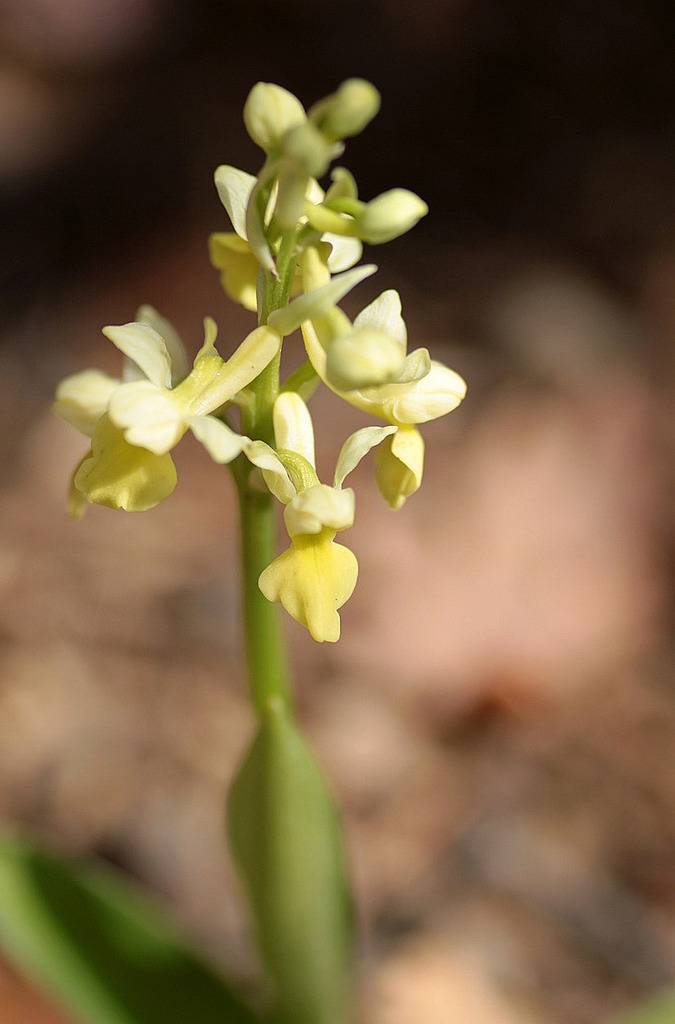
[
  {"left": 236, "top": 228, "right": 298, "bottom": 716},
  {"left": 238, "top": 482, "right": 290, "bottom": 715}
]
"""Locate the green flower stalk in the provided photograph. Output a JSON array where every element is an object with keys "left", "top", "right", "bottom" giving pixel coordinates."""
[{"left": 53, "top": 78, "right": 467, "bottom": 1023}]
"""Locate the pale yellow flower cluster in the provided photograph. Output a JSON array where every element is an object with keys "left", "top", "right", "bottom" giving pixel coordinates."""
[{"left": 54, "top": 80, "right": 466, "bottom": 641}]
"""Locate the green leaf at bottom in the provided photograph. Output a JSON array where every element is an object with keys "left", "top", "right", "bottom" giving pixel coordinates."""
[
  {"left": 0, "top": 832, "right": 259, "bottom": 1024},
  {"left": 228, "top": 701, "right": 353, "bottom": 1024}
]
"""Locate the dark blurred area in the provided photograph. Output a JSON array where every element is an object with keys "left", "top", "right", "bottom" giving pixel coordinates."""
[{"left": 1, "top": 1, "right": 674, "bottom": 1021}]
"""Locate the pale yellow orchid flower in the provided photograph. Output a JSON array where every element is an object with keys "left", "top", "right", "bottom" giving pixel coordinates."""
[
  {"left": 54, "top": 312, "right": 281, "bottom": 514},
  {"left": 301, "top": 285, "right": 467, "bottom": 508},
  {"left": 256, "top": 393, "right": 394, "bottom": 642},
  {"left": 210, "top": 166, "right": 362, "bottom": 311}
]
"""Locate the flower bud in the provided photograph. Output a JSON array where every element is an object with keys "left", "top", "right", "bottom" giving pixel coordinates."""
[
  {"left": 326, "top": 328, "right": 406, "bottom": 391},
  {"left": 243, "top": 83, "right": 305, "bottom": 153},
  {"left": 310, "top": 79, "right": 381, "bottom": 141},
  {"left": 358, "top": 189, "right": 428, "bottom": 244}
]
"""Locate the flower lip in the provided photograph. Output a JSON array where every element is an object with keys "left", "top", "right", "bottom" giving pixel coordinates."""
[{"left": 258, "top": 530, "right": 358, "bottom": 643}]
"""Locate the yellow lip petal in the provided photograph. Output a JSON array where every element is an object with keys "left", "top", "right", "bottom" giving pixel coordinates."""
[
  {"left": 209, "top": 233, "right": 259, "bottom": 312},
  {"left": 375, "top": 425, "right": 424, "bottom": 509},
  {"left": 74, "top": 415, "right": 177, "bottom": 512},
  {"left": 259, "top": 531, "right": 358, "bottom": 643}
]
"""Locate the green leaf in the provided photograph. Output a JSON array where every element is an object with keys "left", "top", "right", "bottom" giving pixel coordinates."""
[
  {"left": 614, "top": 992, "right": 675, "bottom": 1024},
  {"left": 227, "top": 701, "right": 353, "bottom": 1024},
  {"left": 0, "top": 832, "right": 260, "bottom": 1024}
]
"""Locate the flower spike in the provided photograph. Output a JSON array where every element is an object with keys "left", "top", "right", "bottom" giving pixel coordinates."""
[{"left": 54, "top": 77, "right": 468, "bottom": 645}]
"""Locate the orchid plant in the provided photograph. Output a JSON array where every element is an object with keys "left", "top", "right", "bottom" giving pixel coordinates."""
[{"left": 0, "top": 81, "right": 466, "bottom": 1024}]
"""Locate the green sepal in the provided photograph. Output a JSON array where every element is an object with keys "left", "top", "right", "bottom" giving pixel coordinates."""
[
  {"left": 0, "top": 832, "right": 260, "bottom": 1024},
  {"left": 227, "top": 702, "right": 353, "bottom": 1024}
]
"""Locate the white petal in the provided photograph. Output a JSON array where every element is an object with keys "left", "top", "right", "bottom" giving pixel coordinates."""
[
  {"left": 284, "top": 484, "right": 355, "bottom": 537},
  {"left": 325, "top": 233, "right": 363, "bottom": 273},
  {"left": 53, "top": 369, "right": 119, "bottom": 437},
  {"left": 244, "top": 440, "right": 296, "bottom": 503},
  {"left": 305, "top": 177, "right": 325, "bottom": 204},
  {"left": 245, "top": 168, "right": 277, "bottom": 274},
  {"left": 394, "top": 347, "right": 431, "bottom": 383},
  {"left": 353, "top": 289, "right": 407, "bottom": 350},
  {"left": 102, "top": 323, "right": 172, "bottom": 389},
  {"left": 268, "top": 264, "right": 377, "bottom": 337},
  {"left": 333, "top": 425, "right": 397, "bottom": 487},
  {"left": 387, "top": 360, "right": 467, "bottom": 424},
  {"left": 214, "top": 165, "right": 256, "bottom": 239},
  {"left": 108, "top": 380, "right": 183, "bottom": 454},
  {"left": 273, "top": 392, "right": 315, "bottom": 467},
  {"left": 189, "top": 415, "right": 248, "bottom": 463},
  {"left": 136, "top": 305, "right": 189, "bottom": 384}
]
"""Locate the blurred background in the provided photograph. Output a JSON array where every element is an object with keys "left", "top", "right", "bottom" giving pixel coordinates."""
[{"left": 1, "top": 0, "right": 674, "bottom": 1020}]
